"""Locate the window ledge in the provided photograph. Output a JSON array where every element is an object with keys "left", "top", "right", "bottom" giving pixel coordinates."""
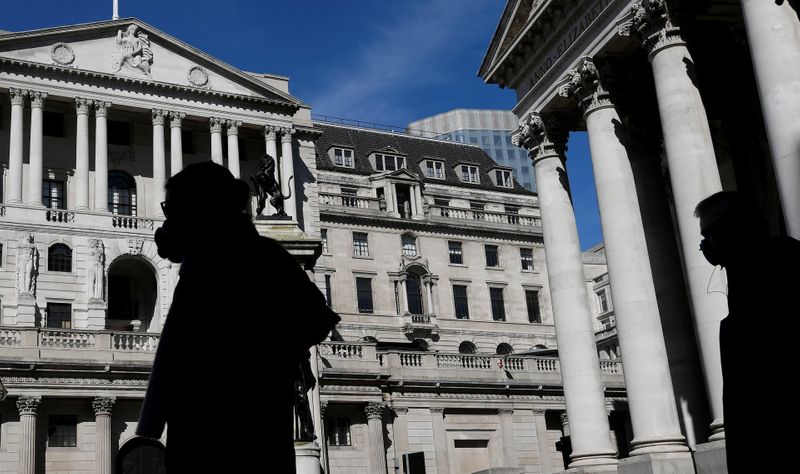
[
  {"left": 448, "top": 263, "right": 468, "bottom": 268},
  {"left": 485, "top": 266, "right": 505, "bottom": 271},
  {"left": 352, "top": 255, "right": 374, "bottom": 260}
]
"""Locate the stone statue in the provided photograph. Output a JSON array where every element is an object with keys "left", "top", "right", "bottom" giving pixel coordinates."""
[
  {"left": 112, "top": 24, "right": 154, "bottom": 77},
  {"left": 250, "top": 154, "right": 292, "bottom": 217},
  {"left": 293, "top": 353, "right": 317, "bottom": 442},
  {"left": 87, "top": 239, "right": 105, "bottom": 300},
  {"left": 16, "top": 234, "right": 38, "bottom": 295}
]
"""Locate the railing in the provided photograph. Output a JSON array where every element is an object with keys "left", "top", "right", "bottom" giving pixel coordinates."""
[
  {"left": 320, "top": 343, "right": 364, "bottom": 359},
  {"left": 0, "top": 329, "right": 21, "bottom": 346},
  {"left": 45, "top": 209, "right": 75, "bottom": 223},
  {"left": 600, "top": 360, "right": 623, "bottom": 375},
  {"left": 535, "top": 357, "right": 560, "bottom": 373},
  {"left": 437, "top": 353, "right": 493, "bottom": 369},
  {"left": 39, "top": 329, "right": 96, "bottom": 349},
  {"left": 410, "top": 314, "right": 432, "bottom": 324},
  {"left": 112, "top": 216, "right": 155, "bottom": 231},
  {"left": 429, "top": 205, "right": 541, "bottom": 227},
  {"left": 113, "top": 333, "right": 159, "bottom": 352},
  {"left": 0, "top": 204, "right": 162, "bottom": 234},
  {"left": 399, "top": 352, "right": 423, "bottom": 367},
  {"left": 319, "top": 192, "right": 381, "bottom": 210},
  {"left": 0, "top": 327, "right": 160, "bottom": 359}
]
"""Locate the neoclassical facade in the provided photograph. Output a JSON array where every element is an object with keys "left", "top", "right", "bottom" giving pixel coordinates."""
[{"left": 480, "top": 0, "right": 799, "bottom": 473}]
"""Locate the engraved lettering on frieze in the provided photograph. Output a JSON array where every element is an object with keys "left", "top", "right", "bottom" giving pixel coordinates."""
[
  {"left": 50, "top": 42, "right": 75, "bottom": 66},
  {"left": 112, "top": 24, "right": 154, "bottom": 77}
]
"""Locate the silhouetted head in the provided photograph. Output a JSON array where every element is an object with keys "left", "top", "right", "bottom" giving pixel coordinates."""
[
  {"left": 694, "top": 191, "right": 768, "bottom": 267},
  {"left": 155, "top": 162, "right": 251, "bottom": 263}
]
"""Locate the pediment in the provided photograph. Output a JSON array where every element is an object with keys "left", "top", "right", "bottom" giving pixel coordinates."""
[
  {"left": 0, "top": 18, "right": 300, "bottom": 106},
  {"left": 370, "top": 168, "right": 422, "bottom": 183},
  {"left": 479, "top": 0, "right": 536, "bottom": 78}
]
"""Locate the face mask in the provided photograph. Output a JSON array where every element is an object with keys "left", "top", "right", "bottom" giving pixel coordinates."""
[
  {"left": 154, "top": 220, "right": 185, "bottom": 263},
  {"left": 699, "top": 237, "right": 722, "bottom": 267}
]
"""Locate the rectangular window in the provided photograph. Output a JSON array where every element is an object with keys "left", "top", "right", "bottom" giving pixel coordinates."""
[
  {"left": 108, "top": 120, "right": 131, "bottom": 146},
  {"left": 48, "top": 415, "right": 77, "bottom": 447},
  {"left": 356, "top": 277, "right": 374, "bottom": 313},
  {"left": 352, "top": 232, "right": 369, "bottom": 257},
  {"left": 490, "top": 287, "right": 506, "bottom": 321},
  {"left": 327, "top": 417, "right": 352, "bottom": 447},
  {"left": 520, "top": 248, "right": 534, "bottom": 271},
  {"left": 506, "top": 206, "right": 520, "bottom": 225},
  {"left": 495, "top": 170, "right": 513, "bottom": 188},
  {"left": 46, "top": 303, "right": 72, "bottom": 329},
  {"left": 333, "top": 148, "right": 354, "bottom": 167},
  {"left": 324, "top": 274, "right": 332, "bottom": 308},
  {"left": 43, "top": 180, "right": 65, "bottom": 209},
  {"left": 598, "top": 290, "right": 609, "bottom": 313},
  {"left": 485, "top": 245, "right": 499, "bottom": 268},
  {"left": 526, "top": 290, "right": 541, "bottom": 323},
  {"left": 461, "top": 165, "right": 479, "bottom": 183},
  {"left": 181, "top": 130, "right": 195, "bottom": 154},
  {"left": 448, "top": 241, "right": 463, "bottom": 264},
  {"left": 321, "top": 229, "right": 329, "bottom": 254},
  {"left": 375, "top": 153, "right": 406, "bottom": 171},
  {"left": 43, "top": 111, "right": 65, "bottom": 138},
  {"left": 453, "top": 285, "right": 469, "bottom": 320},
  {"left": 426, "top": 161, "right": 444, "bottom": 179}
]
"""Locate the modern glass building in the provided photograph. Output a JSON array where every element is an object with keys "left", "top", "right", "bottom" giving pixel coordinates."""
[{"left": 407, "top": 109, "right": 535, "bottom": 191}]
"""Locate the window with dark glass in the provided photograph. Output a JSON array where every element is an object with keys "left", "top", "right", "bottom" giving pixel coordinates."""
[
  {"left": 490, "top": 287, "right": 506, "bottom": 321},
  {"left": 461, "top": 165, "right": 479, "bottom": 183},
  {"left": 356, "top": 277, "right": 374, "bottom": 313},
  {"left": 426, "top": 161, "right": 444, "bottom": 179},
  {"left": 448, "top": 241, "right": 463, "bottom": 264},
  {"left": 43, "top": 111, "right": 65, "bottom": 138},
  {"left": 520, "top": 248, "right": 534, "bottom": 271},
  {"left": 352, "top": 232, "right": 369, "bottom": 257},
  {"left": 459, "top": 341, "right": 477, "bottom": 354},
  {"left": 598, "top": 290, "right": 609, "bottom": 313},
  {"left": 333, "top": 148, "right": 354, "bottom": 167},
  {"left": 526, "top": 290, "right": 541, "bottom": 323},
  {"left": 324, "top": 274, "right": 332, "bottom": 308},
  {"left": 453, "top": 285, "right": 469, "bottom": 320},
  {"left": 485, "top": 245, "right": 499, "bottom": 267},
  {"left": 48, "top": 244, "right": 72, "bottom": 272},
  {"left": 495, "top": 169, "right": 513, "bottom": 187},
  {"left": 46, "top": 303, "right": 72, "bottom": 329},
  {"left": 48, "top": 415, "right": 77, "bottom": 447},
  {"left": 401, "top": 234, "right": 417, "bottom": 257},
  {"left": 327, "top": 417, "right": 351, "bottom": 446},
  {"left": 406, "top": 274, "right": 424, "bottom": 315},
  {"left": 497, "top": 343, "right": 513, "bottom": 355},
  {"left": 181, "top": 130, "right": 195, "bottom": 154},
  {"left": 375, "top": 153, "right": 405, "bottom": 171},
  {"left": 108, "top": 171, "right": 137, "bottom": 216},
  {"left": 43, "top": 180, "right": 65, "bottom": 209},
  {"left": 107, "top": 120, "right": 131, "bottom": 146},
  {"left": 321, "top": 229, "right": 329, "bottom": 254}
]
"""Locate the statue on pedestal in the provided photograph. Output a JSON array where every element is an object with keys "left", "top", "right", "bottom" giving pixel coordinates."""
[
  {"left": 16, "top": 234, "right": 38, "bottom": 296},
  {"left": 250, "top": 154, "right": 292, "bottom": 217},
  {"left": 293, "top": 352, "right": 317, "bottom": 442},
  {"left": 87, "top": 239, "right": 105, "bottom": 300}
]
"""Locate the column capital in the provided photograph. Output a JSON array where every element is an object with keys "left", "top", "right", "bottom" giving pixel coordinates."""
[
  {"left": 226, "top": 120, "right": 243, "bottom": 136},
  {"left": 91, "top": 397, "right": 116, "bottom": 416},
  {"left": 512, "top": 112, "right": 569, "bottom": 163},
  {"left": 393, "top": 406, "right": 409, "bottom": 415},
  {"left": 16, "top": 396, "right": 42, "bottom": 416},
  {"left": 532, "top": 408, "right": 547, "bottom": 416},
  {"left": 209, "top": 117, "right": 223, "bottom": 133},
  {"left": 430, "top": 407, "right": 445, "bottom": 415},
  {"left": 619, "top": 0, "right": 684, "bottom": 57},
  {"left": 558, "top": 56, "right": 613, "bottom": 116},
  {"left": 265, "top": 125, "right": 279, "bottom": 140},
  {"left": 280, "top": 127, "right": 295, "bottom": 143},
  {"left": 94, "top": 101, "right": 112, "bottom": 117},
  {"left": 151, "top": 108, "right": 167, "bottom": 126},
  {"left": 169, "top": 111, "right": 186, "bottom": 128},
  {"left": 75, "top": 98, "right": 93, "bottom": 114},
  {"left": 365, "top": 402, "right": 386, "bottom": 420},
  {"left": 29, "top": 91, "right": 48, "bottom": 108},
  {"left": 498, "top": 408, "right": 514, "bottom": 415},
  {"left": 9, "top": 88, "right": 28, "bottom": 105}
]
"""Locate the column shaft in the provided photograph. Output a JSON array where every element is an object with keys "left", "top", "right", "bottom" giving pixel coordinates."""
[
  {"left": 152, "top": 109, "right": 167, "bottom": 217},
  {"left": 499, "top": 409, "right": 519, "bottom": 467},
  {"left": 75, "top": 98, "right": 92, "bottom": 210},
  {"left": 169, "top": 112, "right": 185, "bottom": 176},
  {"left": 392, "top": 408, "right": 410, "bottom": 471},
  {"left": 92, "top": 397, "right": 115, "bottom": 474},
  {"left": 7, "top": 88, "right": 26, "bottom": 204},
  {"left": 533, "top": 409, "right": 553, "bottom": 474},
  {"left": 17, "top": 396, "right": 41, "bottom": 474},
  {"left": 227, "top": 120, "right": 242, "bottom": 178},
  {"left": 210, "top": 117, "right": 224, "bottom": 165},
  {"left": 398, "top": 279, "right": 408, "bottom": 314},
  {"left": 280, "top": 128, "right": 297, "bottom": 219},
  {"left": 365, "top": 403, "right": 387, "bottom": 474},
  {"left": 28, "top": 91, "right": 46, "bottom": 206},
  {"left": 430, "top": 408, "right": 449, "bottom": 474},
  {"left": 94, "top": 102, "right": 110, "bottom": 212}
]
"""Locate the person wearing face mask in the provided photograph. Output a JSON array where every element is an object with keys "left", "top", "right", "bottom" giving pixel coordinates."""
[
  {"left": 695, "top": 191, "right": 800, "bottom": 473},
  {"left": 135, "top": 161, "right": 340, "bottom": 473}
]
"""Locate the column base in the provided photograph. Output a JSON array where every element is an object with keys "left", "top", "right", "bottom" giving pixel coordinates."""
[
  {"left": 15, "top": 294, "right": 37, "bottom": 327},
  {"left": 693, "top": 440, "right": 727, "bottom": 474},
  {"left": 294, "top": 441, "right": 321, "bottom": 474},
  {"left": 618, "top": 452, "right": 695, "bottom": 474},
  {"left": 561, "top": 466, "right": 618, "bottom": 474}
]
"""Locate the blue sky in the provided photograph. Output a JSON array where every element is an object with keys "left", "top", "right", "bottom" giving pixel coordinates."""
[{"left": 2, "top": 0, "right": 602, "bottom": 249}]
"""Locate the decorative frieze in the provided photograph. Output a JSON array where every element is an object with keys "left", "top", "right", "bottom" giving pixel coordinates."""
[
  {"left": 618, "top": 0, "right": 684, "bottom": 57},
  {"left": 558, "top": 56, "right": 612, "bottom": 116}
]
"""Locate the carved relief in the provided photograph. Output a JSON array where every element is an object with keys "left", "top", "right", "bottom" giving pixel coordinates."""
[
  {"left": 558, "top": 56, "right": 612, "bottom": 115},
  {"left": 112, "top": 24, "right": 154, "bottom": 77},
  {"left": 50, "top": 42, "right": 75, "bottom": 66},
  {"left": 16, "top": 234, "right": 38, "bottom": 296},
  {"left": 16, "top": 396, "right": 42, "bottom": 416},
  {"left": 365, "top": 402, "right": 386, "bottom": 420},
  {"left": 187, "top": 66, "right": 209, "bottom": 87},
  {"left": 126, "top": 238, "right": 144, "bottom": 255},
  {"left": 618, "top": 0, "right": 684, "bottom": 56},
  {"left": 29, "top": 91, "right": 48, "bottom": 108},
  {"left": 9, "top": 88, "right": 27, "bottom": 106},
  {"left": 92, "top": 397, "right": 116, "bottom": 416},
  {"left": 512, "top": 113, "right": 567, "bottom": 162},
  {"left": 87, "top": 239, "right": 105, "bottom": 300}
]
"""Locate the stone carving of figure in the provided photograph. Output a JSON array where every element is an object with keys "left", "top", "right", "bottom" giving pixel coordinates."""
[
  {"left": 112, "top": 24, "right": 153, "bottom": 77},
  {"left": 250, "top": 154, "right": 292, "bottom": 217},
  {"left": 16, "top": 234, "right": 38, "bottom": 295},
  {"left": 293, "top": 353, "right": 317, "bottom": 442},
  {"left": 87, "top": 239, "right": 105, "bottom": 300}
]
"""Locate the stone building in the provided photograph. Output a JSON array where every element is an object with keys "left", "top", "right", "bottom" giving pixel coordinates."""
[{"left": 480, "top": 0, "right": 800, "bottom": 473}]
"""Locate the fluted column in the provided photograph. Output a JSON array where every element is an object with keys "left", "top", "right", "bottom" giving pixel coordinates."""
[
  {"left": 621, "top": 0, "right": 726, "bottom": 440},
  {"left": 227, "top": 120, "right": 242, "bottom": 178},
  {"left": 75, "top": 98, "right": 93, "bottom": 210},
  {"left": 430, "top": 407, "right": 450, "bottom": 474},
  {"left": 16, "top": 396, "right": 41, "bottom": 474},
  {"left": 94, "top": 101, "right": 111, "bottom": 212},
  {"left": 92, "top": 397, "right": 115, "bottom": 474},
  {"left": 740, "top": 0, "right": 800, "bottom": 237},
  {"left": 27, "top": 91, "right": 47, "bottom": 206},
  {"left": 498, "top": 408, "right": 519, "bottom": 467},
  {"left": 152, "top": 109, "right": 167, "bottom": 217},
  {"left": 533, "top": 409, "right": 553, "bottom": 474},
  {"left": 209, "top": 117, "right": 224, "bottom": 165},
  {"left": 280, "top": 128, "right": 297, "bottom": 219},
  {"left": 560, "top": 57, "right": 688, "bottom": 456},
  {"left": 169, "top": 111, "right": 185, "bottom": 176},
  {"left": 513, "top": 114, "right": 617, "bottom": 468},
  {"left": 365, "top": 403, "right": 387, "bottom": 474},
  {"left": 6, "top": 89, "right": 27, "bottom": 204}
]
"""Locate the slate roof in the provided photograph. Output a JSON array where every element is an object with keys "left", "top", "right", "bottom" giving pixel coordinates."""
[{"left": 314, "top": 123, "right": 534, "bottom": 196}]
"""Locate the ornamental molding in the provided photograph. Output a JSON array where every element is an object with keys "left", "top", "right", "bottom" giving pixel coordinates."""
[
  {"left": 558, "top": 56, "right": 613, "bottom": 116},
  {"left": 264, "top": 125, "right": 279, "bottom": 140},
  {"left": 187, "top": 65, "right": 210, "bottom": 88},
  {"left": 50, "top": 42, "right": 75, "bottom": 66},
  {"left": 320, "top": 384, "right": 382, "bottom": 393},
  {"left": 2, "top": 376, "right": 148, "bottom": 386},
  {"left": 125, "top": 238, "right": 145, "bottom": 256},
  {"left": 618, "top": 0, "right": 684, "bottom": 57},
  {"left": 226, "top": 120, "right": 243, "bottom": 136}
]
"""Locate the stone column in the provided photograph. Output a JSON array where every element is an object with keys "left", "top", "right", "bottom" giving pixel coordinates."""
[
  {"left": 16, "top": 396, "right": 41, "bottom": 474},
  {"left": 533, "top": 409, "right": 553, "bottom": 474},
  {"left": 94, "top": 101, "right": 111, "bottom": 212},
  {"left": 74, "top": 98, "right": 93, "bottom": 210},
  {"left": 280, "top": 127, "right": 297, "bottom": 219},
  {"left": 227, "top": 120, "right": 242, "bottom": 178},
  {"left": 423, "top": 278, "right": 434, "bottom": 314},
  {"left": 397, "top": 277, "right": 408, "bottom": 314},
  {"left": 210, "top": 117, "right": 224, "bottom": 165},
  {"left": 365, "top": 402, "right": 388, "bottom": 474},
  {"left": 498, "top": 408, "right": 519, "bottom": 467},
  {"left": 92, "top": 397, "right": 115, "bottom": 474},
  {"left": 560, "top": 57, "right": 688, "bottom": 457},
  {"left": 430, "top": 276, "right": 439, "bottom": 315},
  {"left": 7, "top": 88, "right": 27, "bottom": 204},
  {"left": 430, "top": 407, "right": 449, "bottom": 474},
  {"left": 27, "top": 91, "right": 47, "bottom": 206},
  {"left": 740, "top": 0, "right": 800, "bottom": 237},
  {"left": 152, "top": 109, "right": 167, "bottom": 217},
  {"left": 622, "top": 0, "right": 726, "bottom": 440},
  {"left": 319, "top": 401, "right": 329, "bottom": 473},
  {"left": 413, "top": 185, "right": 423, "bottom": 217},
  {"left": 512, "top": 114, "right": 617, "bottom": 469},
  {"left": 392, "top": 407, "right": 410, "bottom": 472},
  {"left": 169, "top": 111, "right": 185, "bottom": 176},
  {"left": 265, "top": 125, "right": 279, "bottom": 159}
]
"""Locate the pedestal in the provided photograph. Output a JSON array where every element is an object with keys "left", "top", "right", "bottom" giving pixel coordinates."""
[
  {"left": 86, "top": 299, "right": 106, "bottom": 330},
  {"left": 693, "top": 440, "right": 727, "bottom": 474},
  {"left": 15, "top": 294, "right": 36, "bottom": 327},
  {"left": 295, "top": 441, "right": 321, "bottom": 474},
  {"left": 618, "top": 452, "right": 695, "bottom": 474}
]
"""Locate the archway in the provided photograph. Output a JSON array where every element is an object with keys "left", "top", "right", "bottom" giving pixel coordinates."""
[{"left": 107, "top": 256, "right": 157, "bottom": 331}]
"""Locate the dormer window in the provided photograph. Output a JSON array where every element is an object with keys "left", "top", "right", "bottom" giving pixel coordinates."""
[
  {"left": 495, "top": 170, "right": 513, "bottom": 188},
  {"left": 425, "top": 160, "right": 445, "bottom": 179},
  {"left": 460, "top": 165, "right": 479, "bottom": 184},
  {"left": 333, "top": 148, "right": 354, "bottom": 168},
  {"left": 375, "top": 153, "right": 406, "bottom": 171}
]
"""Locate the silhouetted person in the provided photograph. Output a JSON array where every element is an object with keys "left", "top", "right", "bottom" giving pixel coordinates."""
[
  {"left": 136, "top": 162, "right": 340, "bottom": 473},
  {"left": 695, "top": 191, "right": 800, "bottom": 473}
]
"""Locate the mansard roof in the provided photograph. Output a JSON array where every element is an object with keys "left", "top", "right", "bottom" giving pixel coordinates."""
[{"left": 314, "top": 123, "right": 534, "bottom": 196}]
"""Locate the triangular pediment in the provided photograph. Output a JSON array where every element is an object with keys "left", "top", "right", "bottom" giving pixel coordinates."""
[
  {"left": 370, "top": 168, "right": 423, "bottom": 183},
  {"left": 0, "top": 18, "right": 301, "bottom": 107},
  {"left": 479, "top": 0, "right": 536, "bottom": 79}
]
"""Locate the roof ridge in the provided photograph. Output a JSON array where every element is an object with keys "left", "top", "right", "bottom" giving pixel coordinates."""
[{"left": 314, "top": 122, "right": 485, "bottom": 150}]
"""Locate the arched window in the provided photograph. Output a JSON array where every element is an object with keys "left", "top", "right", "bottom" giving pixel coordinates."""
[
  {"left": 496, "top": 343, "right": 513, "bottom": 355},
  {"left": 401, "top": 234, "right": 417, "bottom": 257},
  {"left": 459, "top": 341, "right": 477, "bottom": 354},
  {"left": 534, "top": 344, "right": 548, "bottom": 350},
  {"left": 48, "top": 244, "right": 72, "bottom": 272},
  {"left": 108, "top": 171, "right": 137, "bottom": 216}
]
